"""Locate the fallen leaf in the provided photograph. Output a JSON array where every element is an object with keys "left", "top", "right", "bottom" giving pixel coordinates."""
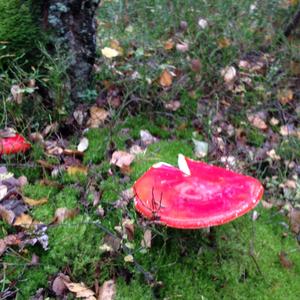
[
  {"left": 23, "top": 197, "right": 48, "bottom": 206},
  {"left": 98, "top": 280, "right": 116, "bottom": 300},
  {"left": 278, "top": 89, "right": 293, "bottom": 105},
  {"left": 221, "top": 66, "right": 237, "bottom": 83},
  {"left": 269, "top": 117, "right": 279, "bottom": 126},
  {"left": 53, "top": 208, "right": 78, "bottom": 224},
  {"left": 129, "top": 145, "right": 144, "bottom": 155},
  {"left": 176, "top": 42, "right": 189, "bottom": 53},
  {"left": 247, "top": 114, "right": 268, "bottom": 130},
  {"left": 110, "top": 151, "right": 135, "bottom": 169},
  {"left": 42, "top": 122, "right": 59, "bottom": 137},
  {"left": 87, "top": 106, "right": 109, "bottom": 128},
  {"left": 140, "top": 130, "right": 158, "bottom": 146},
  {"left": 0, "top": 204, "right": 17, "bottom": 225},
  {"left": 289, "top": 208, "right": 300, "bottom": 234},
  {"left": 159, "top": 69, "right": 173, "bottom": 87},
  {"left": 0, "top": 184, "right": 7, "bottom": 200},
  {"left": 0, "top": 128, "right": 17, "bottom": 138},
  {"left": 141, "top": 229, "right": 152, "bottom": 249},
  {"left": 122, "top": 218, "right": 135, "bottom": 241},
  {"left": 266, "top": 149, "right": 281, "bottom": 161},
  {"left": 64, "top": 281, "right": 96, "bottom": 299},
  {"left": 101, "top": 47, "right": 120, "bottom": 58},
  {"left": 13, "top": 213, "right": 33, "bottom": 228},
  {"left": 52, "top": 273, "right": 70, "bottom": 297},
  {"left": 67, "top": 165, "right": 88, "bottom": 176},
  {"left": 164, "top": 39, "right": 175, "bottom": 50},
  {"left": 261, "top": 200, "right": 273, "bottom": 209},
  {"left": 164, "top": 100, "right": 181, "bottom": 111},
  {"left": 179, "top": 20, "right": 188, "bottom": 31},
  {"left": 77, "top": 137, "right": 89, "bottom": 152},
  {"left": 110, "top": 39, "right": 124, "bottom": 55},
  {"left": 100, "top": 235, "right": 121, "bottom": 253},
  {"left": 279, "top": 251, "right": 293, "bottom": 269},
  {"left": 0, "top": 233, "right": 24, "bottom": 256}
]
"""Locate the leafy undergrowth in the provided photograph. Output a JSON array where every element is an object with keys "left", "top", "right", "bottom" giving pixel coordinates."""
[{"left": 1, "top": 0, "right": 300, "bottom": 299}]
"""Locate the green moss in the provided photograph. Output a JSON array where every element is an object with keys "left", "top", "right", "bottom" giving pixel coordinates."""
[
  {"left": 277, "top": 137, "right": 300, "bottom": 161},
  {"left": 246, "top": 127, "right": 266, "bottom": 147},
  {"left": 0, "top": 0, "right": 42, "bottom": 65},
  {"left": 132, "top": 139, "right": 194, "bottom": 180}
]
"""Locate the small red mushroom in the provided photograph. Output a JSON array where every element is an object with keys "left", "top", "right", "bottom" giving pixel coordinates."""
[
  {"left": 0, "top": 132, "right": 31, "bottom": 155},
  {"left": 133, "top": 155, "right": 263, "bottom": 229}
]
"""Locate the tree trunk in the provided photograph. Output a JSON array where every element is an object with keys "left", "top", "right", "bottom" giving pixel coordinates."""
[{"left": 43, "top": 0, "right": 100, "bottom": 105}]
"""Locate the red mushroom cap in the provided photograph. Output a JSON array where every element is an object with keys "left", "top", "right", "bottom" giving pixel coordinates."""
[
  {"left": 0, "top": 134, "right": 31, "bottom": 155},
  {"left": 133, "top": 155, "right": 263, "bottom": 229}
]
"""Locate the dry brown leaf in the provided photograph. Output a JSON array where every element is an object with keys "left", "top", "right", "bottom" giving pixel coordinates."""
[
  {"left": 278, "top": 89, "right": 293, "bottom": 105},
  {"left": 42, "top": 122, "right": 59, "bottom": 137},
  {"left": 53, "top": 208, "right": 78, "bottom": 224},
  {"left": 13, "top": 213, "right": 33, "bottom": 228},
  {"left": 64, "top": 281, "right": 96, "bottom": 299},
  {"left": 141, "top": 229, "right": 152, "bottom": 249},
  {"left": 0, "top": 233, "right": 24, "bottom": 256},
  {"left": 122, "top": 218, "right": 135, "bottom": 241},
  {"left": 23, "top": 197, "right": 48, "bottom": 206},
  {"left": 110, "top": 151, "right": 135, "bottom": 169},
  {"left": 261, "top": 200, "right": 273, "bottom": 209},
  {"left": 0, "top": 204, "right": 15, "bottom": 225},
  {"left": 98, "top": 280, "right": 116, "bottom": 300},
  {"left": 279, "top": 251, "right": 293, "bottom": 269},
  {"left": 87, "top": 106, "right": 110, "bottom": 128},
  {"left": 247, "top": 114, "right": 268, "bottom": 130},
  {"left": 52, "top": 273, "right": 70, "bottom": 297},
  {"left": 289, "top": 208, "right": 300, "bottom": 234},
  {"left": 124, "top": 254, "right": 134, "bottom": 263},
  {"left": 110, "top": 39, "right": 124, "bottom": 55},
  {"left": 159, "top": 69, "right": 173, "bottom": 87},
  {"left": 67, "top": 165, "right": 88, "bottom": 176},
  {"left": 164, "top": 39, "right": 175, "bottom": 50}
]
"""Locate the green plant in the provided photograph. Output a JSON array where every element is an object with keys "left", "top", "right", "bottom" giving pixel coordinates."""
[{"left": 0, "top": 0, "right": 42, "bottom": 68}]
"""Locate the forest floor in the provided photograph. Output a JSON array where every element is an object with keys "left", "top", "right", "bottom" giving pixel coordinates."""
[{"left": 1, "top": 1, "right": 300, "bottom": 299}]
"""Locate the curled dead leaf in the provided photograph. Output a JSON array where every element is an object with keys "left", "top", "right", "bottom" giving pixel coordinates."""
[
  {"left": 159, "top": 69, "right": 173, "bottom": 87},
  {"left": 64, "top": 280, "right": 96, "bottom": 299},
  {"left": 164, "top": 39, "right": 175, "bottom": 50},
  {"left": 98, "top": 280, "right": 116, "bottom": 300},
  {"left": 110, "top": 151, "right": 135, "bottom": 169},
  {"left": 221, "top": 66, "right": 237, "bottom": 83},
  {"left": 247, "top": 114, "right": 268, "bottom": 130},
  {"left": 87, "top": 106, "right": 110, "bottom": 128}
]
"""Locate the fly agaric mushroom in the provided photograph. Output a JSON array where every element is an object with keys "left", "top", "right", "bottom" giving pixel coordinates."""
[
  {"left": 133, "top": 154, "right": 263, "bottom": 229},
  {"left": 0, "top": 131, "right": 31, "bottom": 155}
]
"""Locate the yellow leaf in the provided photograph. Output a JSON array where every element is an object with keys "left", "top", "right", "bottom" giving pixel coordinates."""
[
  {"left": 101, "top": 47, "right": 120, "bottom": 58},
  {"left": 67, "top": 165, "right": 88, "bottom": 176},
  {"left": 23, "top": 197, "right": 48, "bottom": 206},
  {"left": 159, "top": 69, "right": 173, "bottom": 87}
]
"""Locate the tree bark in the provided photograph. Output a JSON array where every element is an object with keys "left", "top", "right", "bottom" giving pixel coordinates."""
[{"left": 43, "top": 0, "right": 100, "bottom": 105}]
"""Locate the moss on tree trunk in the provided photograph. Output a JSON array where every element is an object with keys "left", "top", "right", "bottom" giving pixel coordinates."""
[{"left": 43, "top": 0, "right": 100, "bottom": 104}]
